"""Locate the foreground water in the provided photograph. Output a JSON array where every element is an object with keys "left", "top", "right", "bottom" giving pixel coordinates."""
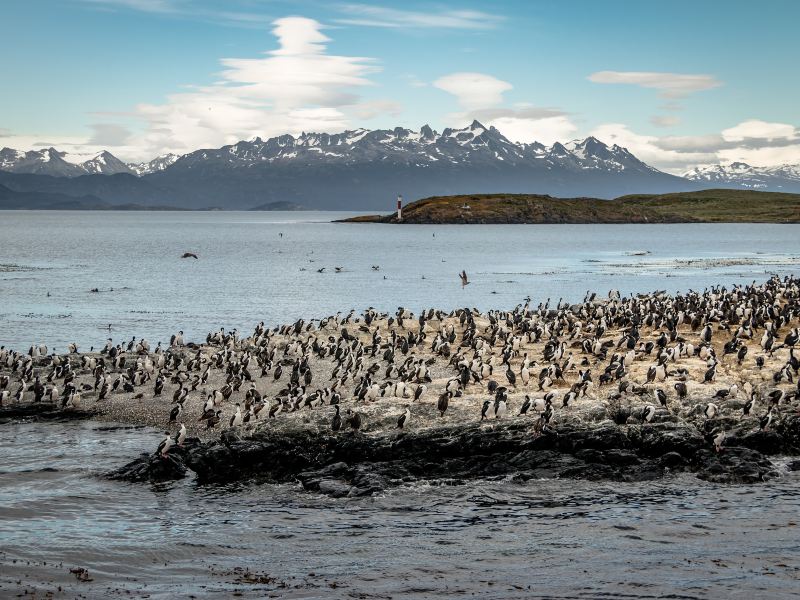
[
  {"left": 2, "top": 421, "right": 800, "bottom": 599},
  {"left": 0, "top": 211, "right": 798, "bottom": 350}
]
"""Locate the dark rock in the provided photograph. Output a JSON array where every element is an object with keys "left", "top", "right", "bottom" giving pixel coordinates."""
[
  {"left": 0, "top": 403, "right": 95, "bottom": 423},
  {"left": 107, "top": 418, "right": 800, "bottom": 494},
  {"left": 107, "top": 452, "right": 187, "bottom": 483}
]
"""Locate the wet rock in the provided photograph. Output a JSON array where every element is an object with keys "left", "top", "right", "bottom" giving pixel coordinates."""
[
  {"left": 107, "top": 452, "right": 187, "bottom": 483},
  {"left": 107, "top": 418, "right": 800, "bottom": 494},
  {"left": 317, "top": 479, "right": 351, "bottom": 498},
  {"left": 695, "top": 447, "right": 779, "bottom": 484},
  {"left": 0, "top": 403, "right": 95, "bottom": 424}
]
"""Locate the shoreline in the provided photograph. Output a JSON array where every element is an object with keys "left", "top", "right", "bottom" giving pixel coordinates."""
[{"left": 2, "top": 275, "right": 799, "bottom": 495}]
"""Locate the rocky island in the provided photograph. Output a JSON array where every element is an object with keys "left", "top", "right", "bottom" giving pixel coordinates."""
[
  {"left": 343, "top": 189, "right": 800, "bottom": 224},
  {"left": 2, "top": 276, "right": 800, "bottom": 497}
]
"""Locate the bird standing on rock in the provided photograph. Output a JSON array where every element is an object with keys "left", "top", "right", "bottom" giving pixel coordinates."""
[
  {"left": 156, "top": 432, "right": 174, "bottom": 458},
  {"left": 397, "top": 406, "right": 411, "bottom": 429},
  {"left": 433, "top": 390, "right": 449, "bottom": 417}
]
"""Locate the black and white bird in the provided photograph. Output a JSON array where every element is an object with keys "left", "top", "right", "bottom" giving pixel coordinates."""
[
  {"left": 156, "top": 432, "right": 174, "bottom": 458},
  {"left": 642, "top": 404, "right": 656, "bottom": 423},
  {"left": 518, "top": 395, "right": 532, "bottom": 415},
  {"left": 229, "top": 403, "right": 243, "bottom": 428},
  {"left": 704, "top": 402, "right": 719, "bottom": 420},
  {"left": 169, "top": 400, "right": 184, "bottom": 423},
  {"left": 760, "top": 406, "right": 776, "bottom": 431},
  {"left": 176, "top": 422, "right": 187, "bottom": 446},
  {"left": 743, "top": 393, "right": 756, "bottom": 416},
  {"left": 437, "top": 391, "right": 451, "bottom": 417},
  {"left": 494, "top": 396, "right": 507, "bottom": 419},
  {"left": 331, "top": 405, "right": 342, "bottom": 432},
  {"left": 480, "top": 399, "right": 491, "bottom": 420},
  {"left": 397, "top": 406, "right": 411, "bottom": 429}
]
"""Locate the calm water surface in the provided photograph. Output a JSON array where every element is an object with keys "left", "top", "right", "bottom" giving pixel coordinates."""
[
  {"left": 0, "top": 211, "right": 798, "bottom": 350},
  {"left": 2, "top": 421, "right": 800, "bottom": 599}
]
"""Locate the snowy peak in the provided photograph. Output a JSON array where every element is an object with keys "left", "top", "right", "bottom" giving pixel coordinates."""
[
  {"left": 684, "top": 162, "right": 800, "bottom": 191},
  {"left": 0, "top": 146, "right": 86, "bottom": 177},
  {"left": 0, "top": 147, "right": 132, "bottom": 177},
  {"left": 0, "top": 123, "right": 670, "bottom": 180},
  {"left": 80, "top": 151, "right": 134, "bottom": 175},
  {"left": 127, "top": 153, "right": 179, "bottom": 176}
]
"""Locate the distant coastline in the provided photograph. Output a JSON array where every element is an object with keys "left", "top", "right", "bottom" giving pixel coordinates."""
[{"left": 340, "top": 189, "right": 800, "bottom": 224}]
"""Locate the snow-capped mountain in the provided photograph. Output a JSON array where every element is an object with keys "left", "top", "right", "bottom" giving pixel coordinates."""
[
  {"left": 0, "top": 121, "right": 698, "bottom": 209},
  {"left": 128, "top": 153, "right": 179, "bottom": 176},
  {"left": 165, "top": 121, "right": 659, "bottom": 176},
  {"left": 0, "top": 147, "right": 133, "bottom": 176},
  {"left": 80, "top": 150, "right": 135, "bottom": 175},
  {"left": 683, "top": 162, "right": 800, "bottom": 193},
  {"left": 0, "top": 147, "right": 88, "bottom": 177}
]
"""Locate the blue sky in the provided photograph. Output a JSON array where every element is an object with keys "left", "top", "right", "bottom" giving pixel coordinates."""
[{"left": 1, "top": 0, "right": 799, "bottom": 171}]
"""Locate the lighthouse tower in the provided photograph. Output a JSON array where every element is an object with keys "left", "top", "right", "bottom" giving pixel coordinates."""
[{"left": 396, "top": 194, "right": 403, "bottom": 221}]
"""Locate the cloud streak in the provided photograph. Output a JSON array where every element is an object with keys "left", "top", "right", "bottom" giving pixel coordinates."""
[
  {"left": 334, "top": 5, "right": 503, "bottom": 29},
  {"left": 588, "top": 70, "right": 722, "bottom": 98}
]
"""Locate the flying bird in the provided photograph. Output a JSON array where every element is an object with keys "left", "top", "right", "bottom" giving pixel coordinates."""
[
  {"left": 459, "top": 270, "right": 470, "bottom": 287},
  {"left": 181, "top": 252, "right": 198, "bottom": 259}
]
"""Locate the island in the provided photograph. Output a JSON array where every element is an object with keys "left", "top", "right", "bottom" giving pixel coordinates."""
[
  {"left": 342, "top": 189, "right": 800, "bottom": 224},
  {"left": 2, "top": 276, "right": 799, "bottom": 497}
]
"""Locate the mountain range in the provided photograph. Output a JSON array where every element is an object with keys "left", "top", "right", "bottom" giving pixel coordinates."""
[{"left": 1, "top": 121, "right": 798, "bottom": 209}]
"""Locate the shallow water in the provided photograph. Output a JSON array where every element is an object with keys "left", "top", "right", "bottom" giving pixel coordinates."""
[
  {"left": 2, "top": 421, "right": 800, "bottom": 598},
  {"left": 0, "top": 210, "right": 798, "bottom": 350}
]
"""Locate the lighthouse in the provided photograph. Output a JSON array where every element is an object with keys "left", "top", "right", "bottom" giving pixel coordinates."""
[{"left": 396, "top": 194, "right": 403, "bottom": 221}]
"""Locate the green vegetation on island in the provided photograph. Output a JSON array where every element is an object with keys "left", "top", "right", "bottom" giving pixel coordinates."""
[{"left": 342, "top": 189, "right": 800, "bottom": 224}]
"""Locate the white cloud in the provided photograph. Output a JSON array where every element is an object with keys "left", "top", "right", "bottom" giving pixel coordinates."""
[
  {"left": 121, "top": 16, "right": 383, "bottom": 160},
  {"left": 650, "top": 115, "right": 681, "bottom": 128},
  {"left": 588, "top": 71, "right": 722, "bottom": 98},
  {"left": 334, "top": 5, "right": 503, "bottom": 29},
  {"left": 489, "top": 116, "right": 578, "bottom": 146},
  {"left": 590, "top": 123, "right": 718, "bottom": 173},
  {"left": 433, "top": 73, "right": 577, "bottom": 145},
  {"left": 721, "top": 119, "right": 797, "bottom": 142},
  {"left": 590, "top": 120, "right": 800, "bottom": 174},
  {"left": 717, "top": 145, "right": 800, "bottom": 167},
  {"left": 433, "top": 72, "right": 512, "bottom": 111}
]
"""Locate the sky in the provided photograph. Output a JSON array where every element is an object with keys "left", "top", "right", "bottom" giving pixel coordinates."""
[{"left": 1, "top": 0, "right": 799, "bottom": 173}]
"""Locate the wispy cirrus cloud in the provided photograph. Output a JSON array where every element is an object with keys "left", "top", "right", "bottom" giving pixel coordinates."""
[
  {"left": 588, "top": 70, "right": 722, "bottom": 98},
  {"left": 334, "top": 4, "right": 503, "bottom": 30},
  {"left": 77, "top": 0, "right": 274, "bottom": 28}
]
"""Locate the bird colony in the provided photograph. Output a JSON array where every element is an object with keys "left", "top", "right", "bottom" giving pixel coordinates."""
[{"left": 2, "top": 276, "right": 799, "bottom": 459}]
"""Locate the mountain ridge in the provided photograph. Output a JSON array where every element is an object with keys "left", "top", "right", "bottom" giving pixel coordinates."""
[{"left": 1, "top": 121, "right": 796, "bottom": 209}]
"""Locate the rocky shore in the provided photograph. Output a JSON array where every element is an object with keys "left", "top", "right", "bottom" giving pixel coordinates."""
[
  {"left": 107, "top": 414, "right": 800, "bottom": 496},
  {"left": 4, "top": 276, "right": 800, "bottom": 496}
]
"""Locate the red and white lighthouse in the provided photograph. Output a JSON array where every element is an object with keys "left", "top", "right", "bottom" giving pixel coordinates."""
[{"left": 396, "top": 194, "right": 403, "bottom": 221}]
